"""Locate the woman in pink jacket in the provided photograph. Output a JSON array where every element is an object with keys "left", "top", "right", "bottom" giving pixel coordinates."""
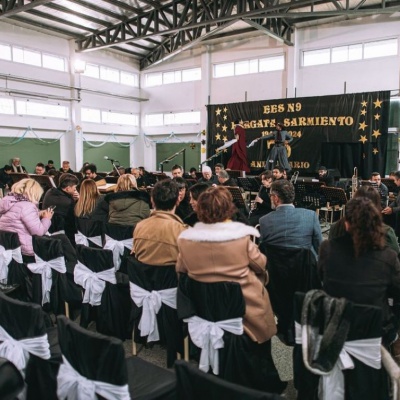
[{"left": 0, "top": 178, "right": 53, "bottom": 257}]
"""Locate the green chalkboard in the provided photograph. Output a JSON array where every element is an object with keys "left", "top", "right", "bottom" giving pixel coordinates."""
[
  {"left": 0, "top": 138, "right": 60, "bottom": 173},
  {"left": 156, "top": 142, "right": 201, "bottom": 173},
  {"left": 83, "top": 142, "right": 130, "bottom": 173}
]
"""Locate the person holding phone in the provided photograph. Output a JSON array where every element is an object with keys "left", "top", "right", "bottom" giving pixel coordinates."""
[{"left": 0, "top": 178, "right": 53, "bottom": 257}]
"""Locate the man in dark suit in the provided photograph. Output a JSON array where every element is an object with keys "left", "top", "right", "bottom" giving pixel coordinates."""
[
  {"left": 259, "top": 180, "right": 322, "bottom": 257},
  {"left": 317, "top": 166, "right": 335, "bottom": 187}
]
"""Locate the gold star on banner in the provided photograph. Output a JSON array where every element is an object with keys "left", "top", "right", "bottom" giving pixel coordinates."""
[
  {"left": 223, "top": 136, "right": 228, "bottom": 142},
  {"left": 360, "top": 109, "right": 367, "bottom": 116},
  {"left": 374, "top": 113, "right": 380, "bottom": 121},
  {"left": 359, "top": 121, "right": 368, "bottom": 131},
  {"left": 223, "top": 115, "right": 227, "bottom": 121},
  {"left": 215, "top": 108, "right": 221, "bottom": 116},
  {"left": 223, "top": 107, "right": 228, "bottom": 113},
  {"left": 373, "top": 148, "right": 379, "bottom": 155},
  {"left": 361, "top": 101, "right": 367, "bottom": 107},
  {"left": 216, "top": 122, "right": 220, "bottom": 128},
  {"left": 215, "top": 133, "right": 221, "bottom": 140},
  {"left": 359, "top": 135, "right": 368, "bottom": 144},
  {"left": 222, "top": 125, "right": 228, "bottom": 132},
  {"left": 372, "top": 129, "right": 381, "bottom": 139},
  {"left": 373, "top": 99, "right": 382, "bottom": 108}
]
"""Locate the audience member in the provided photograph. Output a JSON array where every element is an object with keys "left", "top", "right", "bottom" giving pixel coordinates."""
[
  {"left": 42, "top": 173, "right": 79, "bottom": 242},
  {"left": 198, "top": 165, "right": 218, "bottom": 186},
  {"left": 0, "top": 165, "right": 12, "bottom": 191},
  {"left": 133, "top": 180, "right": 187, "bottom": 265},
  {"left": 60, "top": 161, "right": 73, "bottom": 174},
  {"left": 317, "top": 166, "right": 334, "bottom": 187},
  {"left": 176, "top": 186, "right": 285, "bottom": 393},
  {"left": 11, "top": 157, "right": 27, "bottom": 173},
  {"left": 248, "top": 171, "right": 273, "bottom": 227},
  {"left": 34, "top": 163, "right": 47, "bottom": 175},
  {"left": 272, "top": 166, "right": 285, "bottom": 181},
  {"left": 183, "top": 182, "right": 209, "bottom": 226},
  {"left": 74, "top": 179, "right": 109, "bottom": 222},
  {"left": 330, "top": 185, "right": 399, "bottom": 253},
  {"left": 217, "top": 169, "right": 237, "bottom": 186},
  {"left": 319, "top": 197, "right": 400, "bottom": 346},
  {"left": 0, "top": 179, "right": 53, "bottom": 257},
  {"left": 105, "top": 174, "right": 150, "bottom": 226},
  {"left": 82, "top": 163, "right": 103, "bottom": 182},
  {"left": 260, "top": 180, "right": 322, "bottom": 257},
  {"left": 45, "top": 160, "right": 55, "bottom": 172},
  {"left": 173, "top": 177, "right": 192, "bottom": 221}
]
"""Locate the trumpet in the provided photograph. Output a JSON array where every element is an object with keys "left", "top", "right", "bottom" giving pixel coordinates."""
[{"left": 351, "top": 167, "right": 358, "bottom": 198}]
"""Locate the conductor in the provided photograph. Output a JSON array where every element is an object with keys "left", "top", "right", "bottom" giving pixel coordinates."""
[
  {"left": 250, "top": 123, "right": 293, "bottom": 171},
  {"left": 227, "top": 120, "right": 250, "bottom": 173}
]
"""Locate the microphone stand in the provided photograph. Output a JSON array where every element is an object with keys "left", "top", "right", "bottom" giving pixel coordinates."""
[
  {"left": 159, "top": 148, "right": 186, "bottom": 173},
  {"left": 199, "top": 151, "right": 222, "bottom": 171},
  {"left": 106, "top": 159, "right": 121, "bottom": 176}
]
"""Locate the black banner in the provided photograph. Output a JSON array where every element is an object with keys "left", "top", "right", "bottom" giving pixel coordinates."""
[{"left": 206, "top": 91, "right": 390, "bottom": 178}]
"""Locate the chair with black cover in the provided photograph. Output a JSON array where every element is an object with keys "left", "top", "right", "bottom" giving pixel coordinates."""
[
  {"left": 56, "top": 315, "right": 176, "bottom": 400},
  {"left": 103, "top": 223, "right": 134, "bottom": 273},
  {"left": 175, "top": 360, "right": 284, "bottom": 400},
  {"left": 177, "top": 274, "right": 285, "bottom": 393},
  {"left": 127, "top": 255, "right": 184, "bottom": 368},
  {"left": 259, "top": 243, "right": 321, "bottom": 346},
  {"left": 0, "top": 230, "right": 24, "bottom": 299},
  {"left": 0, "top": 357, "right": 24, "bottom": 400},
  {"left": 25, "top": 235, "right": 68, "bottom": 315},
  {"left": 293, "top": 291, "right": 388, "bottom": 400},
  {"left": 75, "top": 218, "right": 104, "bottom": 248},
  {"left": 0, "top": 291, "right": 61, "bottom": 400},
  {"left": 74, "top": 245, "right": 131, "bottom": 340}
]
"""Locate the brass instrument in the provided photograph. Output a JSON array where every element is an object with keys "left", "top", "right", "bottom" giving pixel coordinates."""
[
  {"left": 351, "top": 167, "right": 358, "bottom": 198},
  {"left": 290, "top": 171, "right": 299, "bottom": 184}
]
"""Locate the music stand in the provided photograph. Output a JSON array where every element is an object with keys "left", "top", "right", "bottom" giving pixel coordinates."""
[
  {"left": 72, "top": 172, "right": 84, "bottom": 181},
  {"left": 105, "top": 176, "right": 119, "bottom": 184},
  {"left": 382, "top": 178, "right": 398, "bottom": 193},
  {"left": 319, "top": 186, "right": 347, "bottom": 223},
  {"left": 29, "top": 174, "right": 56, "bottom": 192},
  {"left": 9, "top": 172, "right": 29, "bottom": 185},
  {"left": 226, "top": 186, "right": 248, "bottom": 213},
  {"left": 294, "top": 182, "right": 324, "bottom": 210}
]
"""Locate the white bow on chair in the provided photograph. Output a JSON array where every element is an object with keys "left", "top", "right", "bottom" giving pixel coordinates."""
[
  {"left": 0, "top": 245, "right": 23, "bottom": 282},
  {"left": 0, "top": 325, "right": 50, "bottom": 371},
  {"left": 75, "top": 231, "right": 103, "bottom": 248},
  {"left": 129, "top": 282, "right": 176, "bottom": 342},
  {"left": 57, "top": 355, "right": 130, "bottom": 400},
  {"left": 103, "top": 235, "right": 133, "bottom": 271},
  {"left": 26, "top": 255, "right": 66, "bottom": 305},
  {"left": 183, "top": 316, "right": 243, "bottom": 375},
  {"left": 74, "top": 262, "right": 116, "bottom": 306}
]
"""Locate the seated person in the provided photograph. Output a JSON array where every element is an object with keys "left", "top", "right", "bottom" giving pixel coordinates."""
[
  {"left": 183, "top": 183, "right": 209, "bottom": 226},
  {"left": 74, "top": 179, "right": 109, "bottom": 222},
  {"left": 60, "top": 161, "right": 73, "bottom": 174},
  {"left": 105, "top": 174, "right": 150, "bottom": 226},
  {"left": 34, "top": 163, "right": 47, "bottom": 175},
  {"left": 248, "top": 171, "right": 273, "bottom": 227},
  {"left": 214, "top": 163, "right": 224, "bottom": 175},
  {"left": 0, "top": 165, "right": 12, "bottom": 191},
  {"left": 198, "top": 166, "right": 218, "bottom": 186},
  {"left": 272, "top": 166, "right": 286, "bottom": 181},
  {"left": 217, "top": 169, "right": 237, "bottom": 187},
  {"left": 173, "top": 177, "right": 192, "bottom": 221},
  {"left": 132, "top": 179, "right": 187, "bottom": 266},
  {"left": 370, "top": 171, "right": 389, "bottom": 209},
  {"left": 11, "top": 157, "right": 27, "bottom": 173},
  {"left": 317, "top": 166, "right": 334, "bottom": 187},
  {"left": 45, "top": 160, "right": 55, "bottom": 172},
  {"left": 82, "top": 163, "right": 104, "bottom": 182},
  {"left": 189, "top": 167, "right": 198, "bottom": 180}
]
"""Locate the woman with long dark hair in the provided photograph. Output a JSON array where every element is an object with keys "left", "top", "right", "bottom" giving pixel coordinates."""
[{"left": 319, "top": 197, "right": 400, "bottom": 345}]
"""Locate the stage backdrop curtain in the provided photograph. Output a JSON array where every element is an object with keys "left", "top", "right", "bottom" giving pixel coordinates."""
[{"left": 206, "top": 91, "right": 390, "bottom": 178}]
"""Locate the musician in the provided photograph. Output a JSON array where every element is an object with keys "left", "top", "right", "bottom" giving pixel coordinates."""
[
  {"left": 317, "top": 166, "right": 334, "bottom": 187},
  {"left": 370, "top": 172, "right": 388, "bottom": 209},
  {"left": 249, "top": 171, "right": 273, "bottom": 227},
  {"left": 252, "top": 123, "right": 293, "bottom": 171},
  {"left": 11, "top": 157, "right": 27, "bottom": 173},
  {"left": 226, "top": 120, "right": 250, "bottom": 173}
]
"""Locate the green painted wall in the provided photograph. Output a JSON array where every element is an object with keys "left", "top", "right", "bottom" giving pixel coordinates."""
[
  {"left": 156, "top": 142, "right": 201, "bottom": 173},
  {"left": 83, "top": 142, "right": 130, "bottom": 173}
]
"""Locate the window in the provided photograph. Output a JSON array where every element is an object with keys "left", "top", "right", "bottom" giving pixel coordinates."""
[
  {"left": 42, "top": 53, "right": 67, "bottom": 72},
  {"left": 303, "top": 38, "right": 398, "bottom": 67},
  {"left": 120, "top": 71, "right": 138, "bottom": 86},
  {"left": 0, "top": 44, "right": 11, "bottom": 61},
  {"left": 146, "top": 111, "right": 200, "bottom": 126},
  {"left": 100, "top": 66, "right": 120, "bottom": 83},
  {"left": 13, "top": 47, "right": 41, "bottom": 66},
  {"left": 82, "top": 107, "right": 101, "bottom": 123},
  {"left": 213, "top": 55, "right": 284, "bottom": 78},
  {"left": 83, "top": 64, "right": 100, "bottom": 79},
  {"left": 16, "top": 100, "right": 68, "bottom": 119},
  {"left": 102, "top": 111, "right": 138, "bottom": 126},
  {"left": 0, "top": 98, "right": 14, "bottom": 114},
  {"left": 145, "top": 68, "right": 201, "bottom": 87},
  {"left": 146, "top": 113, "right": 164, "bottom": 126}
]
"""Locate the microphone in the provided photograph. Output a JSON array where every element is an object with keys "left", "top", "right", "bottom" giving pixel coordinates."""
[{"left": 104, "top": 156, "right": 118, "bottom": 162}]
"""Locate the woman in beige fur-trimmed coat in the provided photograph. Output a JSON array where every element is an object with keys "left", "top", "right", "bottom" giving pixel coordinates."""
[{"left": 176, "top": 186, "right": 277, "bottom": 344}]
